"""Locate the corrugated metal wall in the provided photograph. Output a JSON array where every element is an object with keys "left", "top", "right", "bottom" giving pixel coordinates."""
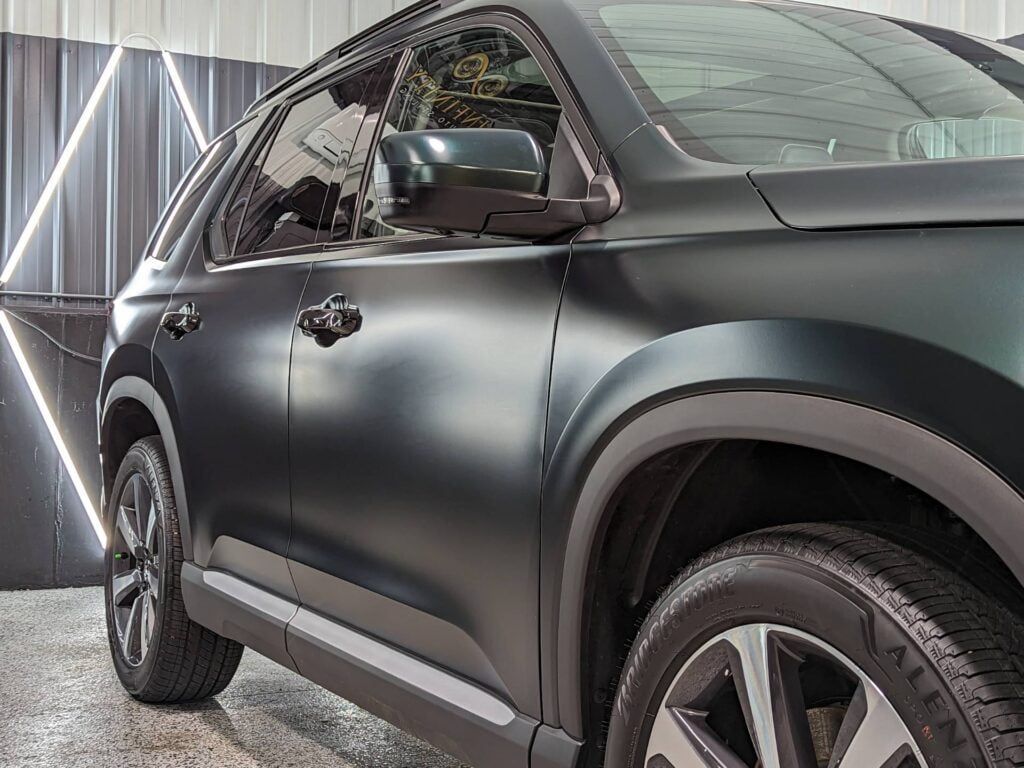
[
  {"left": 1, "top": 0, "right": 417, "bottom": 68},
  {"left": 0, "top": 33, "right": 294, "bottom": 301}
]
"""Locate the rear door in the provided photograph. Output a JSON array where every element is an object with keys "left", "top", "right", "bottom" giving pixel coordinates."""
[
  {"left": 286, "top": 25, "right": 595, "bottom": 720},
  {"left": 154, "top": 62, "right": 383, "bottom": 610}
]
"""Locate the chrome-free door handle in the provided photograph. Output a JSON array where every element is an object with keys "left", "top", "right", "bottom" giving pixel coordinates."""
[{"left": 297, "top": 294, "right": 362, "bottom": 348}]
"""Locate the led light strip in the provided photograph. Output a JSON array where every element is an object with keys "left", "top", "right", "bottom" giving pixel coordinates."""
[
  {"left": 0, "top": 40, "right": 207, "bottom": 286},
  {"left": 0, "top": 311, "right": 106, "bottom": 547},
  {"left": 0, "top": 37, "right": 209, "bottom": 548},
  {"left": 162, "top": 50, "right": 209, "bottom": 153}
]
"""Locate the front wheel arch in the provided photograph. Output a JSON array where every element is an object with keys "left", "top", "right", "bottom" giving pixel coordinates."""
[{"left": 547, "top": 390, "right": 1024, "bottom": 743}]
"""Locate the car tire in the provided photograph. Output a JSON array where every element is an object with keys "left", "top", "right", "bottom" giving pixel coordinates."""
[
  {"left": 104, "top": 436, "right": 243, "bottom": 702},
  {"left": 605, "top": 523, "right": 1024, "bottom": 767}
]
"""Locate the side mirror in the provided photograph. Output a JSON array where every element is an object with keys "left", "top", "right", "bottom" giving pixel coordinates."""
[{"left": 373, "top": 129, "right": 618, "bottom": 240}]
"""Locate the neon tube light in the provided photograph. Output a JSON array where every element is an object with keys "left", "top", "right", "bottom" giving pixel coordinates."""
[
  {"left": 0, "top": 311, "right": 106, "bottom": 547},
  {"left": 162, "top": 50, "right": 208, "bottom": 152},
  {"left": 0, "top": 39, "right": 208, "bottom": 286},
  {"left": 0, "top": 46, "right": 124, "bottom": 286}
]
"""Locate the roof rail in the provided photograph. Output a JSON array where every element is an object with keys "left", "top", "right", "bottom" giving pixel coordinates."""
[{"left": 246, "top": 0, "right": 441, "bottom": 114}]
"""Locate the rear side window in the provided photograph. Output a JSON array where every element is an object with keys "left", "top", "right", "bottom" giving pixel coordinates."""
[
  {"left": 227, "top": 72, "right": 374, "bottom": 258},
  {"left": 359, "top": 28, "right": 565, "bottom": 239},
  {"left": 147, "top": 121, "right": 255, "bottom": 262}
]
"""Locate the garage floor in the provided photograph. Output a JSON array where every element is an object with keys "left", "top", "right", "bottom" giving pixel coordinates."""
[{"left": 0, "top": 587, "right": 467, "bottom": 767}]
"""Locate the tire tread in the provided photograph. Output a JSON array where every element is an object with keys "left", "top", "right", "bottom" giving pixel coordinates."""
[
  {"left": 659, "top": 523, "right": 1024, "bottom": 766},
  {"left": 112, "top": 437, "right": 242, "bottom": 703}
]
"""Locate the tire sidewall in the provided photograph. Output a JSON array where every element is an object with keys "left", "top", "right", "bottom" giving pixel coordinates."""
[
  {"left": 606, "top": 553, "right": 989, "bottom": 768},
  {"left": 103, "top": 442, "right": 171, "bottom": 696}
]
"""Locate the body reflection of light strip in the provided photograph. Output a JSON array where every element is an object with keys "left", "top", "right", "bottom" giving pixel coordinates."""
[
  {"left": 0, "top": 40, "right": 207, "bottom": 286},
  {"left": 0, "top": 311, "right": 106, "bottom": 547},
  {"left": 149, "top": 140, "right": 222, "bottom": 258}
]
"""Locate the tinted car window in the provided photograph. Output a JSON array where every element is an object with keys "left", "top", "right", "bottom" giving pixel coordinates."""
[
  {"left": 359, "top": 28, "right": 564, "bottom": 240},
  {"left": 148, "top": 121, "right": 255, "bottom": 262},
  {"left": 231, "top": 73, "right": 374, "bottom": 258},
  {"left": 576, "top": 0, "right": 1024, "bottom": 166}
]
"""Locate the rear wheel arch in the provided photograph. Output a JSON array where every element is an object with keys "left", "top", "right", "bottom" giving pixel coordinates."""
[
  {"left": 546, "top": 389, "right": 1024, "bottom": 746},
  {"left": 102, "top": 376, "right": 193, "bottom": 561}
]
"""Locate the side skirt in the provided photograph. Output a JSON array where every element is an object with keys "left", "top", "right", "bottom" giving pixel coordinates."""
[{"left": 180, "top": 562, "right": 541, "bottom": 768}]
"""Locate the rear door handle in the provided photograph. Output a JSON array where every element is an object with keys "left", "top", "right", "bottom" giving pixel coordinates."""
[
  {"left": 160, "top": 302, "right": 201, "bottom": 340},
  {"left": 297, "top": 294, "right": 362, "bottom": 348}
]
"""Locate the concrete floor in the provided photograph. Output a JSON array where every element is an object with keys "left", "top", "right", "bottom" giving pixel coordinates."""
[{"left": 0, "top": 587, "right": 468, "bottom": 767}]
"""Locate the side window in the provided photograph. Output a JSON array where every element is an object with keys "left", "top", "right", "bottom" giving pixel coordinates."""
[
  {"left": 359, "top": 28, "right": 565, "bottom": 240},
  {"left": 148, "top": 120, "right": 256, "bottom": 262},
  {"left": 227, "top": 69, "right": 375, "bottom": 259}
]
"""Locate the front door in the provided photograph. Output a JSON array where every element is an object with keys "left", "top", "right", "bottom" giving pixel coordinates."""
[{"left": 287, "top": 25, "right": 592, "bottom": 718}]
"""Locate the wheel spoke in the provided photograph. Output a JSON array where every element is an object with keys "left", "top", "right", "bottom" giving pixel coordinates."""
[
  {"left": 111, "top": 570, "right": 142, "bottom": 606},
  {"left": 121, "top": 593, "right": 143, "bottom": 659},
  {"left": 116, "top": 504, "right": 141, "bottom": 552},
  {"left": 139, "top": 591, "right": 151, "bottom": 659},
  {"left": 725, "top": 625, "right": 816, "bottom": 768},
  {"left": 146, "top": 559, "right": 159, "bottom": 596},
  {"left": 647, "top": 707, "right": 748, "bottom": 768},
  {"left": 833, "top": 682, "right": 914, "bottom": 768},
  {"left": 144, "top": 500, "right": 158, "bottom": 552},
  {"left": 131, "top": 475, "right": 147, "bottom": 542}
]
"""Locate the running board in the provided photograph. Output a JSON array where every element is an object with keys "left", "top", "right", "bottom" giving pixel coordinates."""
[
  {"left": 181, "top": 563, "right": 537, "bottom": 768},
  {"left": 181, "top": 562, "right": 298, "bottom": 671}
]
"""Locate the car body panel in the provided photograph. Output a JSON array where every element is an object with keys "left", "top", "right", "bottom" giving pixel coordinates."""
[
  {"left": 152, "top": 251, "right": 314, "bottom": 568},
  {"left": 751, "top": 155, "right": 1024, "bottom": 230},
  {"left": 98, "top": 2, "right": 1024, "bottom": 766},
  {"left": 288, "top": 235, "right": 571, "bottom": 717}
]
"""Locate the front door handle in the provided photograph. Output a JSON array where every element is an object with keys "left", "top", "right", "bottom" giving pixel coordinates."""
[
  {"left": 160, "top": 302, "right": 201, "bottom": 340},
  {"left": 297, "top": 294, "right": 362, "bottom": 348}
]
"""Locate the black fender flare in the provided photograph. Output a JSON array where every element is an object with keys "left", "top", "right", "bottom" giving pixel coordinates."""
[
  {"left": 540, "top": 319, "right": 1024, "bottom": 738},
  {"left": 101, "top": 376, "right": 193, "bottom": 561}
]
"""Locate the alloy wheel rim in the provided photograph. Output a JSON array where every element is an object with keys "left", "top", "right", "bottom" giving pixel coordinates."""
[
  {"left": 645, "top": 623, "right": 926, "bottom": 768},
  {"left": 110, "top": 472, "right": 160, "bottom": 667}
]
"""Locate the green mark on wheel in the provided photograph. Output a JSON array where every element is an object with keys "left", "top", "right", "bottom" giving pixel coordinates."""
[{"left": 114, "top": 552, "right": 128, "bottom": 560}]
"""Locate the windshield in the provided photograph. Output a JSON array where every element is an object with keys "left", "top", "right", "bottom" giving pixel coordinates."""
[{"left": 573, "top": 0, "right": 1024, "bottom": 165}]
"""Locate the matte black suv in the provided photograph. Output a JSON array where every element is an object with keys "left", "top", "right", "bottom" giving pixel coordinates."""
[{"left": 99, "top": 1, "right": 1024, "bottom": 766}]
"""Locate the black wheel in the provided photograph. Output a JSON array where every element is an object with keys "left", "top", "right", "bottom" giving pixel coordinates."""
[
  {"left": 606, "top": 524, "right": 1024, "bottom": 768},
  {"left": 104, "top": 436, "right": 243, "bottom": 702}
]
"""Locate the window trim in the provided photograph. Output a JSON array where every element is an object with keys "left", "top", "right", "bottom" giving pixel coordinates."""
[
  {"left": 145, "top": 115, "right": 258, "bottom": 263},
  {"left": 322, "top": 51, "right": 406, "bottom": 245},
  {"left": 209, "top": 55, "right": 389, "bottom": 266},
  {"left": 329, "top": 14, "right": 603, "bottom": 256},
  {"left": 206, "top": 11, "right": 608, "bottom": 268}
]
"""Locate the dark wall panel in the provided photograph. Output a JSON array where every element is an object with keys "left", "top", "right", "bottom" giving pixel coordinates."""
[
  {"left": 0, "top": 34, "right": 293, "bottom": 588},
  {"left": 0, "top": 310, "right": 104, "bottom": 588}
]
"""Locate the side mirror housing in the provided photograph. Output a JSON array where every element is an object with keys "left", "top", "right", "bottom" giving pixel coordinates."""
[{"left": 373, "top": 129, "right": 618, "bottom": 240}]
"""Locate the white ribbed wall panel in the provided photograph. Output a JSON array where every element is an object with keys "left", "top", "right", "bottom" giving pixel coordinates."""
[
  {"left": 2, "top": 0, "right": 1023, "bottom": 64},
  {"left": 804, "top": 0, "right": 1022, "bottom": 41},
  {"left": 0, "top": 0, "right": 421, "bottom": 68}
]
